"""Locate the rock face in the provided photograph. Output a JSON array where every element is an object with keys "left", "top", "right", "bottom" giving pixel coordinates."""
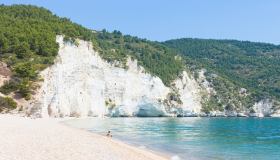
[
  {"left": 173, "top": 71, "right": 202, "bottom": 113},
  {"left": 0, "top": 62, "right": 11, "bottom": 88},
  {"left": 28, "top": 36, "right": 202, "bottom": 117},
  {"left": 251, "top": 99, "right": 274, "bottom": 117}
]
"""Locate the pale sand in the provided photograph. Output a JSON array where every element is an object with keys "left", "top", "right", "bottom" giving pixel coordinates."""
[{"left": 0, "top": 115, "right": 168, "bottom": 160}]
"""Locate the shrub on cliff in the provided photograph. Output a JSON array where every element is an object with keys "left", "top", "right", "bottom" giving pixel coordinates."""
[{"left": 0, "top": 96, "right": 17, "bottom": 112}]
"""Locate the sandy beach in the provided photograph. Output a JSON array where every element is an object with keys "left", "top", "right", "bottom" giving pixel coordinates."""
[{"left": 0, "top": 115, "right": 168, "bottom": 160}]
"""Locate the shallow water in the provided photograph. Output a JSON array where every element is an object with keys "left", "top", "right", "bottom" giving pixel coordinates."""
[{"left": 64, "top": 117, "right": 280, "bottom": 160}]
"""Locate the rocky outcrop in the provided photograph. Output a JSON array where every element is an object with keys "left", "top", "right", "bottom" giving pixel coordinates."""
[{"left": 250, "top": 99, "right": 275, "bottom": 117}]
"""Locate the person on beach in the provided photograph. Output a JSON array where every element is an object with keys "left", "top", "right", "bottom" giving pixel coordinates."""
[{"left": 106, "top": 130, "right": 112, "bottom": 137}]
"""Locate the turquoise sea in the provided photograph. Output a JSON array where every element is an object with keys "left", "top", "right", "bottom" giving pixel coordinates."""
[{"left": 64, "top": 118, "right": 280, "bottom": 160}]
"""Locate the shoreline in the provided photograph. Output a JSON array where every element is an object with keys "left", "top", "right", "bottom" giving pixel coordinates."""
[
  {"left": 60, "top": 118, "right": 172, "bottom": 159},
  {"left": 0, "top": 115, "right": 169, "bottom": 160}
]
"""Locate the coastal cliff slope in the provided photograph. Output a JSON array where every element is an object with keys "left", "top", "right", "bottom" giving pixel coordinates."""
[{"left": 0, "top": 5, "right": 280, "bottom": 117}]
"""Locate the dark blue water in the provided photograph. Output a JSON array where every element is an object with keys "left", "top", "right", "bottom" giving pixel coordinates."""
[{"left": 64, "top": 118, "right": 280, "bottom": 160}]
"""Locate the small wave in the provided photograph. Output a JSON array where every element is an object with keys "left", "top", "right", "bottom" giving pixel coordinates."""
[
  {"left": 171, "top": 155, "right": 181, "bottom": 160},
  {"left": 256, "top": 135, "right": 280, "bottom": 140}
]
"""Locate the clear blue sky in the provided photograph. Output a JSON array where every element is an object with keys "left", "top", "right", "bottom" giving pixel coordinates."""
[{"left": 1, "top": 0, "right": 280, "bottom": 44}]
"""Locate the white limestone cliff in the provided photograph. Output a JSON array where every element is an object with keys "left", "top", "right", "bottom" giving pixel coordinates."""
[
  {"left": 27, "top": 36, "right": 202, "bottom": 117},
  {"left": 250, "top": 99, "right": 274, "bottom": 117},
  {"left": 172, "top": 71, "right": 202, "bottom": 113},
  {"left": 2, "top": 36, "right": 279, "bottom": 117}
]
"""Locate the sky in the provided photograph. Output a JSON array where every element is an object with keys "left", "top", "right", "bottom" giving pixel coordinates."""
[{"left": 1, "top": 0, "right": 280, "bottom": 44}]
